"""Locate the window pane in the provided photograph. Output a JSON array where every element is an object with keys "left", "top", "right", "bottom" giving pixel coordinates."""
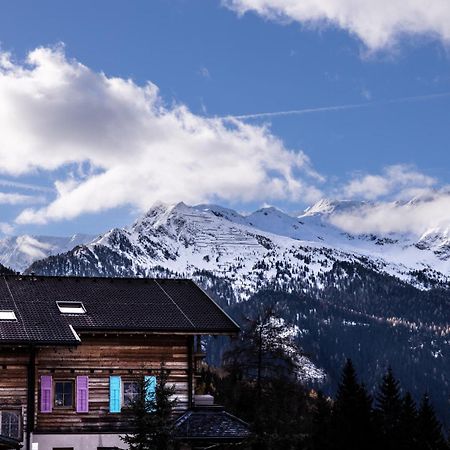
[
  {"left": 11, "top": 421, "right": 19, "bottom": 438},
  {"left": 64, "top": 392, "right": 73, "bottom": 407},
  {"left": 123, "top": 381, "right": 140, "bottom": 406},
  {"left": 123, "top": 394, "right": 132, "bottom": 406},
  {"left": 1, "top": 415, "right": 8, "bottom": 436},
  {"left": 55, "top": 391, "right": 64, "bottom": 407},
  {"left": 55, "top": 381, "right": 73, "bottom": 407},
  {"left": 1, "top": 411, "right": 20, "bottom": 439}
]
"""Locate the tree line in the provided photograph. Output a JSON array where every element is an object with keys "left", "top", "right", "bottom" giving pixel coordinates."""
[
  {"left": 122, "top": 307, "right": 449, "bottom": 449},
  {"left": 204, "top": 307, "right": 450, "bottom": 449}
]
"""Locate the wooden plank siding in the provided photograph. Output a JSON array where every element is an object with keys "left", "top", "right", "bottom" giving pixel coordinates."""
[
  {"left": 0, "top": 334, "right": 193, "bottom": 437},
  {"left": 34, "top": 334, "right": 192, "bottom": 433},
  {"left": 0, "top": 347, "right": 29, "bottom": 441}
]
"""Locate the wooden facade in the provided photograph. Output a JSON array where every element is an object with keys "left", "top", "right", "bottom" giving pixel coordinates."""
[
  {"left": 0, "top": 333, "right": 197, "bottom": 448},
  {"left": 0, "top": 347, "right": 29, "bottom": 441},
  {"left": 36, "top": 334, "right": 193, "bottom": 432}
]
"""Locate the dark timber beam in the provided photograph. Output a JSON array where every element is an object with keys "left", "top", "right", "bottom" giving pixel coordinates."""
[
  {"left": 187, "top": 336, "right": 194, "bottom": 409},
  {"left": 26, "top": 345, "right": 36, "bottom": 450}
]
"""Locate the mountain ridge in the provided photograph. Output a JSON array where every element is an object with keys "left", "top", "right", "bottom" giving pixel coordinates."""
[{"left": 24, "top": 199, "right": 450, "bottom": 290}]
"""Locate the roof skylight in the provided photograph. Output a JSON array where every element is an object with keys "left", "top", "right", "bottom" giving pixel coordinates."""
[
  {"left": 0, "top": 310, "right": 17, "bottom": 321},
  {"left": 57, "top": 301, "right": 86, "bottom": 314}
]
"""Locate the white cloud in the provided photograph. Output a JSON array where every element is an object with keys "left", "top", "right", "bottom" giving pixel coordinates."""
[
  {"left": 0, "top": 191, "right": 44, "bottom": 205},
  {"left": 198, "top": 66, "right": 211, "bottom": 79},
  {"left": 0, "top": 222, "right": 14, "bottom": 235},
  {"left": 15, "top": 235, "right": 52, "bottom": 259},
  {"left": 342, "top": 165, "right": 436, "bottom": 201},
  {"left": 224, "top": 0, "right": 450, "bottom": 51},
  {"left": 330, "top": 190, "right": 450, "bottom": 236},
  {"left": 0, "top": 46, "right": 323, "bottom": 225},
  {"left": 360, "top": 88, "right": 372, "bottom": 101},
  {"left": 327, "top": 166, "right": 449, "bottom": 237}
]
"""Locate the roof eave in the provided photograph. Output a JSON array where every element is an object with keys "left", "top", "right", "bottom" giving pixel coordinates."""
[
  {"left": 0, "top": 339, "right": 79, "bottom": 347},
  {"left": 75, "top": 327, "right": 239, "bottom": 336}
]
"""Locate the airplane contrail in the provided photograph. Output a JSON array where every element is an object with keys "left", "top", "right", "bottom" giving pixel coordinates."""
[
  {"left": 0, "top": 179, "right": 54, "bottom": 193},
  {"left": 222, "top": 91, "right": 450, "bottom": 120}
]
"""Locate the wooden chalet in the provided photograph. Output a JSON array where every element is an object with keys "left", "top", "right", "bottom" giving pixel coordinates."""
[{"left": 0, "top": 275, "right": 247, "bottom": 450}]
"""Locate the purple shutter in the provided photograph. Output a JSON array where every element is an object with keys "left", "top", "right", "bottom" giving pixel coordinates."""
[
  {"left": 76, "top": 376, "right": 89, "bottom": 413},
  {"left": 40, "top": 375, "right": 52, "bottom": 413}
]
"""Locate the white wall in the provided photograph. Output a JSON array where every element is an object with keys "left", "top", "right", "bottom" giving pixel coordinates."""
[{"left": 31, "top": 433, "right": 125, "bottom": 450}]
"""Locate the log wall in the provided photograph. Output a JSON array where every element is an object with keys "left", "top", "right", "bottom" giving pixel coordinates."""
[
  {"left": 35, "top": 334, "right": 191, "bottom": 433},
  {"left": 0, "top": 334, "right": 193, "bottom": 435},
  {"left": 0, "top": 347, "right": 29, "bottom": 440}
]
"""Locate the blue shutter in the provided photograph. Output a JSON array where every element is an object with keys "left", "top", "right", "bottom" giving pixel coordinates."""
[
  {"left": 109, "top": 376, "right": 121, "bottom": 413},
  {"left": 145, "top": 375, "right": 156, "bottom": 409}
]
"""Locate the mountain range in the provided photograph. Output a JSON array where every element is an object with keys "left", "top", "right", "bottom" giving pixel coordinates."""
[
  {"left": 1, "top": 198, "right": 449, "bottom": 424},
  {"left": 23, "top": 198, "right": 450, "bottom": 291}
]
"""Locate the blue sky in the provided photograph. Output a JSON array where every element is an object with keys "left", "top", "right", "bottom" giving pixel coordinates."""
[{"left": 0, "top": 0, "right": 449, "bottom": 236}]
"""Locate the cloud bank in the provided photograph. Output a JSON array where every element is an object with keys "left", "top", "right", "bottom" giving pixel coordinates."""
[
  {"left": 0, "top": 46, "right": 323, "bottom": 225},
  {"left": 329, "top": 165, "right": 450, "bottom": 237},
  {"left": 225, "top": 0, "right": 450, "bottom": 51},
  {"left": 2, "top": 47, "right": 449, "bottom": 239},
  {"left": 330, "top": 190, "right": 450, "bottom": 236},
  {"left": 342, "top": 165, "right": 436, "bottom": 201}
]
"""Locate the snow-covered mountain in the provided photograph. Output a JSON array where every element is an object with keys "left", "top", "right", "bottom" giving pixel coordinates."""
[
  {"left": 25, "top": 199, "right": 450, "bottom": 292},
  {"left": 0, "top": 234, "right": 95, "bottom": 272}
]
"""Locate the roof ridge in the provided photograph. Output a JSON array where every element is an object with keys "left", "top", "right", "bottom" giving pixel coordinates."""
[
  {"left": 11, "top": 274, "right": 193, "bottom": 282},
  {"left": 154, "top": 279, "right": 196, "bottom": 328}
]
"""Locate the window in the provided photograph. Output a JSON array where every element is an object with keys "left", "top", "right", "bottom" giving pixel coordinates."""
[
  {"left": 0, "top": 410, "right": 21, "bottom": 439},
  {"left": 123, "top": 381, "right": 140, "bottom": 407},
  {"left": 97, "top": 448, "right": 124, "bottom": 450},
  {"left": 56, "top": 301, "right": 86, "bottom": 314},
  {"left": 54, "top": 380, "right": 74, "bottom": 408},
  {"left": 0, "top": 310, "right": 17, "bottom": 321}
]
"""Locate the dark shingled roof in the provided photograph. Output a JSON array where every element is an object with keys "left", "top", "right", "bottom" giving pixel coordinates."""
[
  {"left": 0, "top": 434, "right": 22, "bottom": 448},
  {"left": 0, "top": 275, "right": 239, "bottom": 345},
  {"left": 175, "top": 406, "right": 251, "bottom": 443}
]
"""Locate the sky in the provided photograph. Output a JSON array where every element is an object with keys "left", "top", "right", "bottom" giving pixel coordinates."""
[{"left": 0, "top": 0, "right": 449, "bottom": 237}]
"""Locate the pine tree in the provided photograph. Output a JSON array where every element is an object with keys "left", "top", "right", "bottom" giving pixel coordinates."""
[
  {"left": 310, "top": 391, "right": 333, "bottom": 450},
  {"left": 331, "top": 359, "right": 374, "bottom": 450},
  {"left": 121, "top": 367, "right": 177, "bottom": 450},
  {"left": 220, "top": 306, "right": 308, "bottom": 449},
  {"left": 222, "top": 306, "right": 304, "bottom": 394},
  {"left": 398, "top": 392, "right": 418, "bottom": 450},
  {"left": 417, "top": 394, "right": 447, "bottom": 450},
  {"left": 375, "top": 367, "right": 402, "bottom": 449}
]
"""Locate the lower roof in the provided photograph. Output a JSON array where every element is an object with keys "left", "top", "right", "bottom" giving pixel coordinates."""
[
  {"left": 175, "top": 406, "right": 251, "bottom": 442},
  {"left": 0, "top": 275, "right": 239, "bottom": 345},
  {"left": 0, "top": 434, "right": 22, "bottom": 448}
]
